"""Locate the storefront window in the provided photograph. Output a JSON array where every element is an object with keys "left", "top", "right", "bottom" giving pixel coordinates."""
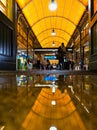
[
  {"left": 0, "top": 0, "right": 13, "bottom": 21},
  {"left": 91, "top": 22, "right": 97, "bottom": 54},
  {"left": 84, "top": 45, "right": 89, "bottom": 65}
]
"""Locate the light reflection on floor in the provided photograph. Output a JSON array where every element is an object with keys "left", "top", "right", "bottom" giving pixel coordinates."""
[{"left": 0, "top": 73, "right": 97, "bottom": 130}]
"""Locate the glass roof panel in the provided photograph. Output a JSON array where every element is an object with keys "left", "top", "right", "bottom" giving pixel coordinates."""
[{"left": 16, "top": 0, "right": 88, "bottom": 48}]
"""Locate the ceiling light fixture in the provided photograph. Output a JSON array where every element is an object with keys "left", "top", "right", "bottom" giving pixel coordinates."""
[
  {"left": 52, "top": 41, "right": 55, "bottom": 46},
  {"left": 51, "top": 100, "right": 56, "bottom": 105},
  {"left": 50, "top": 126, "right": 57, "bottom": 130},
  {"left": 51, "top": 28, "right": 56, "bottom": 36},
  {"left": 49, "top": 0, "right": 57, "bottom": 11}
]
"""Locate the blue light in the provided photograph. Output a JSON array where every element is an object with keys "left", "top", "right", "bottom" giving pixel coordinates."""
[{"left": 44, "top": 75, "right": 57, "bottom": 81}]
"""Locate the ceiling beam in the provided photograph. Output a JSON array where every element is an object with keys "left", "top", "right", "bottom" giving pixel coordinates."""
[
  {"left": 40, "top": 36, "right": 68, "bottom": 44},
  {"left": 37, "top": 28, "right": 71, "bottom": 38},
  {"left": 31, "top": 16, "right": 77, "bottom": 28}
]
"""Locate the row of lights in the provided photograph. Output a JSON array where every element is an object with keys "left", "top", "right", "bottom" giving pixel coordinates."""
[{"left": 49, "top": 0, "right": 57, "bottom": 46}]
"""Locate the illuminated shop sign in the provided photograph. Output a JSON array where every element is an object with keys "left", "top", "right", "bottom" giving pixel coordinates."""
[
  {"left": 66, "top": 47, "right": 73, "bottom": 52},
  {"left": 44, "top": 55, "right": 57, "bottom": 60}
]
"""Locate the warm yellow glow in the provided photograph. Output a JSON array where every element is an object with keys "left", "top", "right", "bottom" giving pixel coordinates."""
[
  {"left": 21, "top": 88, "right": 86, "bottom": 130},
  {"left": 80, "top": 0, "right": 88, "bottom": 6},
  {"left": 49, "top": 59, "right": 58, "bottom": 64},
  {"left": 8, "top": 0, "right": 13, "bottom": 21},
  {"left": 16, "top": 0, "right": 88, "bottom": 48},
  {"left": 1, "top": 0, "right": 6, "bottom": 6},
  {"left": 94, "top": 0, "right": 97, "bottom": 13},
  {"left": 16, "top": 0, "right": 31, "bottom": 8},
  {"left": 0, "top": 0, "right": 13, "bottom": 21}
]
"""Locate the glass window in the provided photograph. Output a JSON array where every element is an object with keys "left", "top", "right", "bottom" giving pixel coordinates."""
[
  {"left": 91, "top": 22, "right": 97, "bottom": 54},
  {"left": 0, "top": 22, "right": 13, "bottom": 56}
]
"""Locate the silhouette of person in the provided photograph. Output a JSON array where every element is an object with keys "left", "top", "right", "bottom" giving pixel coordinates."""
[{"left": 57, "top": 43, "right": 66, "bottom": 69}]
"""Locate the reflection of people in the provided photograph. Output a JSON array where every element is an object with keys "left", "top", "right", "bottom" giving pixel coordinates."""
[
  {"left": 57, "top": 43, "right": 66, "bottom": 70},
  {"left": 79, "top": 59, "right": 84, "bottom": 70},
  {"left": 36, "top": 58, "right": 40, "bottom": 69},
  {"left": 71, "top": 60, "right": 75, "bottom": 70},
  {"left": 58, "top": 75, "right": 66, "bottom": 94}
]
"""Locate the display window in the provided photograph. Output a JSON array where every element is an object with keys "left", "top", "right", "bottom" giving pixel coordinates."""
[{"left": 91, "top": 22, "right": 97, "bottom": 54}]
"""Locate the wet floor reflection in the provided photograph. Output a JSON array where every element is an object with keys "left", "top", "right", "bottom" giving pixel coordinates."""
[{"left": 0, "top": 74, "right": 97, "bottom": 130}]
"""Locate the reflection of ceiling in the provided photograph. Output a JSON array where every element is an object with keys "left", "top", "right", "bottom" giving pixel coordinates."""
[
  {"left": 16, "top": 0, "right": 88, "bottom": 48},
  {"left": 22, "top": 88, "right": 86, "bottom": 130}
]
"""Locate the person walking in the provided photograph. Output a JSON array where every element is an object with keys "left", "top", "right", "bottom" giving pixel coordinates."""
[{"left": 57, "top": 43, "right": 66, "bottom": 70}]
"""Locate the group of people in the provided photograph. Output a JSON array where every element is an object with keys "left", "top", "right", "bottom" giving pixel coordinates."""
[
  {"left": 34, "top": 58, "right": 51, "bottom": 70},
  {"left": 24, "top": 42, "right": 75, "bottom": 70},
  {"left": 24, "top": 42, "right": 86, "bottom": 70}
]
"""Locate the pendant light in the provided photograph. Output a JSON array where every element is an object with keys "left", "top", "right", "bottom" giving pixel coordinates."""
[
  {"left": 49, "top": 0, "right": 57, "bottom": 11},
  {"left": 52, "top": 41, "right": 55, "bottom": 46},
  {"left": 51, "top": 28, "right": 56, "bottom": 36}
]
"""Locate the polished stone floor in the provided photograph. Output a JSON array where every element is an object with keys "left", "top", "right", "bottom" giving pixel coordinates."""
[{"left": 0, "top": 70, "right": 97, "bottom": 130}]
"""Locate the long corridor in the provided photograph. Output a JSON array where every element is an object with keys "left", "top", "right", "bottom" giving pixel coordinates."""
[
  {"left": 0, "top": 70, "right": 97, "bottom": 130},
  {"left": 0, "top": 1, "right": 97, "bottom": 129}
]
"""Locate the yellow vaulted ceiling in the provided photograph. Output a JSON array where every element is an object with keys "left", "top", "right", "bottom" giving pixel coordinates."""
[{"left": 16, "top": 0, "right": 88, "bottom": 48}]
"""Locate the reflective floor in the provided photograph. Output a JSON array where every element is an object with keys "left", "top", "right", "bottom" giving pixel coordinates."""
[{"left": 0, "top": 71, "right": 97, "bottom": 130}]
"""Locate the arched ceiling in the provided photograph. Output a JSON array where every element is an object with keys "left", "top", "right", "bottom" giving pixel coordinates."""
[{"left": 16, "top": 0, "right": 88, "bottom": 48}]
